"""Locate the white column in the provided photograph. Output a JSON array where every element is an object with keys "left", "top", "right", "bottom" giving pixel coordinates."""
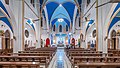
[
  {"left": 35, "top": 0, "right": 41, "bottom": 48},
  {"left": 97, "top": 0, "right": 103, "bottom": 52},
  {"left": 36, "top": 20, "right": 41, "bottom": 48},
  {"left": 72, "top": 6, "right": 77, "bottom": 33},
  {"left": 12, "top": 0, "right": 24, "bottom": 53}
]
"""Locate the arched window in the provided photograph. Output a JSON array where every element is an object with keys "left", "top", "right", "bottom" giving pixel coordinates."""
[
  {"left": 79, "top": 17, "right": 81, "bottom": 27},
  {"left": 5, "top": 30, "right": 10, "bottom": 49},
  {"left": 30, "top": 0, "right": 35, "bottom": 7},
  {"left": 53, "top": 25, "right": 55, "bottom": 31},
  {"left": 41, "top": 18, "right": 43, "bottom": 27},
  {"left": 59, "top": 25, "right": 62, "bottom": 32},
  {"left": 92, "top": 30, "right": 96, "bottom": 38},
  {"left": 111, "top": 30, "right": 116, "bottom": 38},
  {"left": 87, "top": 0, "right": 91, "bottom": 6},
  {"left": 66, "top": 25, "right": 68, "bottom": 31}
]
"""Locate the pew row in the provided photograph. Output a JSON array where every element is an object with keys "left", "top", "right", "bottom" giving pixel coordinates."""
[
  {"left": 0, "top": 56, "right": 49, "bottom": 68},
  {"left": 65, "top": 48, "right": 120, "bottom": 68},
  {"left": 72, "top": 56, "right": 120, "bottom": 68},
  {"left": 0, "top": 62, "right": 40, "bottom": 68}
]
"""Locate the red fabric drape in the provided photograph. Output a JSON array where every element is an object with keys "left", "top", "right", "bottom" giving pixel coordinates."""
[{"left": 46, "top": 38, "right": 50, "bottom": 47}]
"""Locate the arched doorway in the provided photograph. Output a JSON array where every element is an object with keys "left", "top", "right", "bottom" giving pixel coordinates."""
[
  {"left": 111, "top": 30, "right": 116, "bottom": 49},
  {"left": 5, "top": 30, "right": 10, "bottom": 49},
  {"left": 80, "top": 34, "right": 83, "bottom": 41},
  {"left": 46, "top": 38, "right": 50, "bottom": 47},
  {"left": 71, "top": 38, "right": 75, "bottom": 46}
]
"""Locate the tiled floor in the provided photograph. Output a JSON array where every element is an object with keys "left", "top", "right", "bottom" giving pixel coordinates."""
[{"left": 48, "top": 47, "right": 72, "bottom": 68}]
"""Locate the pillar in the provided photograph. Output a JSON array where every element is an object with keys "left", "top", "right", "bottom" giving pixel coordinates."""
[
  {"left": 2, "top": 37, "right": 5, "bottom": 49},
  {"left": 35, "top": 0, "right": 41, "bottom": 48},
  {"left": 11, "top": 39, "right": 13, "bottom": 49},
  {"left": 12, "top": 0, "right": 24, "bottom": 53},
  {"left": 107, "top": 39, "right": 111, "bottom": 49},
  {"left": 35, "top": 20, "right": 41, "bottom": 48},
  {"left": 116, "top": 37, "right": 119, "bottom": 49},
  {"left": 97, "top": 0, "right": 108, "bottom": 53},
  {"left": 96, "top": 0, "right": 103, "bottom": 52}
]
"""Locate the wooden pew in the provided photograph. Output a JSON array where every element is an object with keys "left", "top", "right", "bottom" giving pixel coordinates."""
[
  {"left": 108, "top": 49, "right": 120, "bottom": 56},
  {"left": 0, "top": 56, "right": 48, "bottom": 68},
  {"left": 72, "top": 56, "right": 120, "bottom": 68},
  {"left": 33, "top": 47, "right": 57, "bottom": 51},
  {"left": 24, "top": 47, "right": 35, "bottom": 51},
  {"left": 0, "top": 62, "right": 40, "bottom": 68},
  {"left": 7, "top": 53, "right": 53, "bottom": 62},
  {"left": 66, "top": 48, "right": 120, "bottom": 68},
  {"left": 0, "top": 47, "right": 57, "bottom": 68},
  {"left": 0, "top": 49, "right": 13, "bottom": 55},
  {"left": 18, "top": 51, "right": 56, "bottom": 56}
]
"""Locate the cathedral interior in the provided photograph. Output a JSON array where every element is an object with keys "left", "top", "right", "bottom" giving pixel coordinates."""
[{"left": 0, "top": 0, "right": 120, "bottom": 68}]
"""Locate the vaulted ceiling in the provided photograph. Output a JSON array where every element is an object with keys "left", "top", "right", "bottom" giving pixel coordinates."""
[{"left": 40, "top": 0, "right": 82, "bottom": 31}]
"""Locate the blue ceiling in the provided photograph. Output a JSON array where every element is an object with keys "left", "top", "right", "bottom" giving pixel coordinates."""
[
  {"left": 50, "top": 5, "right": 71, "bottom": 23},
  {"left": 41, "top": 0, "right": 82, "bottom": 28},
  {"left": 111, "top": 3, "right": 120, "bottom": 18},
  {"left": 0, "top": 1, "right": 10, "bottom": 17},
  {"left": 0, "top": 17, "right": 13, "bottom": 32},
  {"left": 46, "top": 2, "right": 59, "bottom": 21},
  {"left": 108, "top": 17, "right": 120, "bottom": 34},
  {"left": 62, "top": 2, "right": 75, "bottom": 22},
  {"left": 47, "top": 0, "right": 75, "bottom": 4},
  {"left": 108, "top": 3, "right": 120, "bottom": 34},
  {"left": 0, "top": 1, "right": 13, "bottom": 32},
  {"left": 39, "top": 0, "right": 82, "bottom": 31}
]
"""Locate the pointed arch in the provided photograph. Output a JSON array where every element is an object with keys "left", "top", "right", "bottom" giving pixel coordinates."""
[
  {"left": 59, "top": 25, "right": 62, "bottom": 32},
  {"left": 50, "top": 5, "right": 71, "bottom": 23},
  {"left": 53, "top": 25, "right": 55, "bottom": 31},
  {"left": 111, "top": 30, "right": 116, "bottom": 38},
  {"left": 66, "top": 25, "right": 68, "bottom": 32},
  {"left": 5, "top": 30, "right": 10, "bottom": 49},
  {"left": 110, "top": 30, "right": 116, "bottom": 49}
]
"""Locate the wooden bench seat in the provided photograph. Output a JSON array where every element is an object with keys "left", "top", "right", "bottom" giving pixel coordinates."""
[
  {"left": 0, "top": 56, "right": 49, "bottom": 68},
  {"left": 68, "top": 53, "right": 113, "bottom": 57},
  {"left": 65, "top": 48, "right": 120, "bottom": 68},
  {"left": 0, "top": 56, "right": 48, "bottom": 63},
  {"left": 71, "top": 56, "right": 120, "bottom": 68},
  {"left": 18, "top": 51, "right": 56, "bottom": 56},
  {"left": 0, "top": 62, "right": 40, "bottom": 68},
  {"left": 7, "top": 53, "right": 53, "bottom": 62}
]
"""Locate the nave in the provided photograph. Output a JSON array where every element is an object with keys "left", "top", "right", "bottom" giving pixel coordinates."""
[{"left": 0, "top": 0, "right": 120, "bottom": 68}]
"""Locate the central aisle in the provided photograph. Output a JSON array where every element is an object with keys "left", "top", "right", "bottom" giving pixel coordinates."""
[{"left": 48, "top": 47, "right": 72, "bottom": 68}]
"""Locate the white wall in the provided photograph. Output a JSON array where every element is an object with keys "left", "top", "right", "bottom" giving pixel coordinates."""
[
  {"left": 80, "top": 0, "right": 96, "bottom": 49},
  {"left": 80, "top": 0, "right": 118, "bottom": 52}
]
